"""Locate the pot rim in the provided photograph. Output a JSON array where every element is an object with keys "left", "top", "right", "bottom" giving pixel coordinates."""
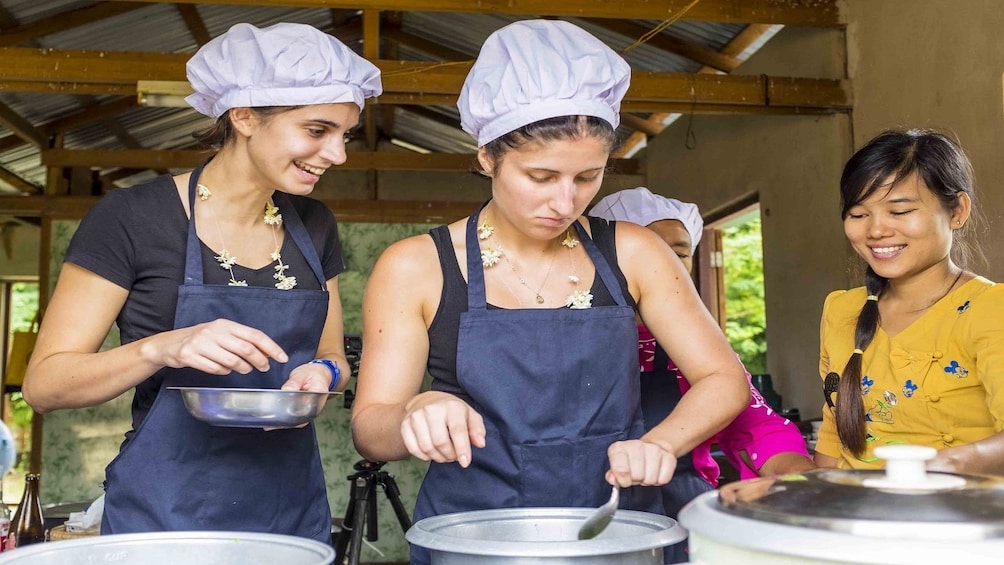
[{"left": 406, "top": 507, "right": 686, "bottom": 557}]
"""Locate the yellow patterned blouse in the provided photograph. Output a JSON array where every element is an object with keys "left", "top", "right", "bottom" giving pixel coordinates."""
[{"left": 816, "top": 276, "right": 1004, "bottom": 469}]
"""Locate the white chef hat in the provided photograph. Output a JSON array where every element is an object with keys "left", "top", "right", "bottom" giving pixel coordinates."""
[
  {"left": 589, "top": 187, "right": 704, "bottom": 253},
  {"left": 458, "top": 19, "right": 631, "bottom": 147},
  {"left": 186, "top": 22, "right": 383, "bottom": 118}
]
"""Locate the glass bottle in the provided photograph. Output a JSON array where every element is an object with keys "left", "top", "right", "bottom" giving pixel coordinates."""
[
  {"left": 7, "top": 474, "right": 45, "bottom": 549},
  {"left": 0, "top": 492, "right": 9, "bottom": 552}
]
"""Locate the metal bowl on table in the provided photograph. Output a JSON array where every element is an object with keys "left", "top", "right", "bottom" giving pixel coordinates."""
[
  {"left": 0, "top": 531, "right": 334, "bottom": 564},
  {"left": 168, "top": 387, "right": 340, "bottom": 428},
  {"left": 407, "top": 507, "right": 685, "bottom": 564}
]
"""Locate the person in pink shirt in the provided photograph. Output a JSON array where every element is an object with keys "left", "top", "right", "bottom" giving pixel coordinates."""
[{"left": 590, "top": 188, "right": 814, "bottom": 523}]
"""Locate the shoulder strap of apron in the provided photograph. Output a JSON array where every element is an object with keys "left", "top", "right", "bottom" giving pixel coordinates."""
[
  {"left": 271, "top": 192, "right": 327, "bottom": 287},
  {"left": 465, "top": 200, "right": 491, "bottom": 311},
  {"left": 183, "top": 163, "right": 208, "bottom": 286},
  {"left": 573, "top": 219, "right": 630, "bottom": 307}
]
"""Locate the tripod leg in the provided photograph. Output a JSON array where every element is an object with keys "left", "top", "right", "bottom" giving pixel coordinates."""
[
  {"left": 379, "top": 472, "right": 414, "bottom": 532},
  {"left": 346, "top": 476, "right": 371, "bottom": 565},
  {"left": 333, "top": 479, "right": 358, "bottom": 562}
]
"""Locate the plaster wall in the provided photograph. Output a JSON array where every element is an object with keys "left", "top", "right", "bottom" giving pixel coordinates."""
[
  {"left": 0, "top": 222, "right": 39, "bottom": 278},
  {"left": 845, "top": 0, "right": 1004, "bottom": 280},
  {"left": 647, "top": 25, "right": 854, "bottom": 420}
]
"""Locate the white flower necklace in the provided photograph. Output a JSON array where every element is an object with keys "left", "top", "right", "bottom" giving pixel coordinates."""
[
  {"left": 197, "top": 183, "right": 297, "bottom": 290},
  {"left": 478, "top": 216, "right": 592, "bottom": 309}
]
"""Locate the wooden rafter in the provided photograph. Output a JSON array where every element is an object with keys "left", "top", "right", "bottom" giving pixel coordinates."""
[
  {"left": 0, "top": 2, "right": 150, "bottom": 47},
  {"left": 0, "top": 97, "right": 137, "bottom": 154},
  {"left": 383, "top": 27, "right": 471, "bottom": 61},
  {"left": 0, "top": 49, "right": 850, "bottom": 112},
  {"left": 0, "top": 164, "right": 40, "bottom": 194},
  {"left": 0, "top": 102, "right": 47, "bottom": 148},
  {"left": 175, "top": 4, "right": 211, "bottom": 46},
  {"left": 107, "top": 0, "right": 843, "bottom": 26},
  {"left": 40, "top": 148, "right": 642, "bottom": 175},
  {"left": 615, "top": 23, "right": 779, "bottom": 157},
  {"left": 581, "top": 18, "right": 739, "bottom": 73}
]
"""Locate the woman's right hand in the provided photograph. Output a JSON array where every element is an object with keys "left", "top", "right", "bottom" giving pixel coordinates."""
[
  {"left": 401, "top": 391, "right": 486, "bottom": 468},
  {"left": 150, "top": 319, "right": 288, "bottom": 375}
]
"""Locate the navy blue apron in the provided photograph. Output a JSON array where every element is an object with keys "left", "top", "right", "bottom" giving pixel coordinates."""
[
  {"left": 411, "top": 204, "right": 663, "bottom": 564},
  {"left": 640, "top": 342, "right": 713, "bottom": 563},
  {"left": 102, "top": 165, "right": 332, "bottom": 543}
]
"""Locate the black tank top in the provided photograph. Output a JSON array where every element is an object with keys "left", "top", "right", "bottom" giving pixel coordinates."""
[{"left": 426, "top": 217, "right": 635, "bottom": 403}]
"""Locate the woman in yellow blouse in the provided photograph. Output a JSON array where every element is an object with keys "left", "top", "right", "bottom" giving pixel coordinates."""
[{"left": 815, "top": 128, "right": 1004, "bottom": 473}]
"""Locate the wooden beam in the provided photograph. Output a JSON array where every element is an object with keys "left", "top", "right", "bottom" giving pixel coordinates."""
[
  {"left": 107, "top": 0, "right": 843, "bottom": 26},
  {"left": 40, "top": 148, "right": 642, "bottom": 174},
  {"left": 0, "top": 80, "right": 136, "bottom": 96},
  {"left": 0, "top": 97, "right": 137, "bottom": 153},
  {"left": 0, "top": 165, "right": 41, "bottom": 194},
  {"left": 0, "top": 193, "right": 484, "bottom": 223},
  {"left": 0, "top": 101, "right": 47, "bottom": 148},
  {"left": 582, "top": 18, "right": 739, "bottom": 73},
  {"left": 0, "top": 2, "right": 150, "bottom": 47},
  {"left": 619, "top": 113, "right": 665, "bottom": 137},
  {"left": 0, "top": 50, "right": 851, "bottom": 112},
  {"left": 175, "top": 4, "right": 212, "bottom": 46}
]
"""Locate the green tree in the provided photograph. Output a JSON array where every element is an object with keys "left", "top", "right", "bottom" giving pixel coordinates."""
[{"left": 722, "top": 217, "right": 767, "bottom": 374}]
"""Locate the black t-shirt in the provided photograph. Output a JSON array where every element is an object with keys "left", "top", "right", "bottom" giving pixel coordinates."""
[
  {"left": 65, "top": 175, "right": 344, "bottom": 429},
  {"left": 426, "top": 217, "right": 634, "bottom": 404}
]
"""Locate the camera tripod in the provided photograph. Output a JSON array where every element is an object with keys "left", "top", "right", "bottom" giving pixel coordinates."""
[{"left": 333, "top": 460, "right": 412, "bottom": 565}]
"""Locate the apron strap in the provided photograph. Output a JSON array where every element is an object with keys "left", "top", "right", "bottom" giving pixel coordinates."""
[
  {"left": 272, "top": 192, "right": 326, "bottom": 287},
  {"left": 465, "top": 200, "right": 492, "bottom": 311},
  {"left": 183, "top": 163, "right": 209, "bottom": 286},
  {"left": 573, "top": 219, "right": 630, "bottom": 308}
]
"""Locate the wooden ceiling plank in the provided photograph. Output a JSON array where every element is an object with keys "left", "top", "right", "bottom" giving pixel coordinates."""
[
  {"left": 105, "top": 0, "right": 843, "bottom": 26},
  {"left": 0, "top": 164, "right": 41, "bottom": 194},
  {"left": 0, "top": 2, "right": 150, "bottom": 47},
  {"left": 175, "top": 4, "right": 212, "bottom": 46},
  {"left": 581, "top": 18, "right": 738, "bottom": 73},
  {"left": 0, "top": 102, "right": 47, "bottom": 148},
  {"left": 363, "top": 9, "right": 380, "bottom": 153},
  {"left": 0, "top": 80, "right": 136, "bottom": 96},
  {"left": 0, "top": 47, "right": 190, "bottom": 83},
  {"left": 40, "top": 148, "right": 641, "bottom": 174}
]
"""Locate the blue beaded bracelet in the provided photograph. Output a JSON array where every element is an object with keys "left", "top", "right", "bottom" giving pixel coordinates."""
[{"left": 309, "top": 359, "right": 341, "bottom": 391}]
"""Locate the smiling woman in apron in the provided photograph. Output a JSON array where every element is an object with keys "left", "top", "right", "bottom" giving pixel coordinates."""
[
  {"left": 350, "top": 20, "right": 750, "bottom": 565},
  {"left": 21, "top": 23, "right": 381, "bottom": 541}
]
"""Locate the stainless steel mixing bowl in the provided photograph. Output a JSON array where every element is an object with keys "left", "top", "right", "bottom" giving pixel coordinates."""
[{"left": 169, "top": 387, "right": 338, "bottom": 428}]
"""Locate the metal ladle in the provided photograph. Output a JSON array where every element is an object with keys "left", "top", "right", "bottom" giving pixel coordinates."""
[{"left": 577, "top": 485, "right": 619, "bottom": 540}]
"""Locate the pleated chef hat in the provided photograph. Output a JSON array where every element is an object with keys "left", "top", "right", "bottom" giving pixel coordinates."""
[
  {"left": 458, "top": 19, "right": 631, "bottom": 147},
  {"left": 186, "top": 22, "right": 383, "bottom": 118},
  {"left": 590, "top": 187, "right": 704, "bottom": 253}
]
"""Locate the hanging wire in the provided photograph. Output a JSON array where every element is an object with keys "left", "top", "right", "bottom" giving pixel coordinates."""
[{"left": 620, "top": 0, "right": 702, "bottom": 55}]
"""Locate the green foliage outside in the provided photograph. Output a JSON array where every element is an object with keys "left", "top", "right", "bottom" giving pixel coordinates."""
[
  {"left": 722, "top": 217, "right": 768, "bottom": 374},
  {"left": 8, "top": 282, "right": 38, "bottom": 470}
]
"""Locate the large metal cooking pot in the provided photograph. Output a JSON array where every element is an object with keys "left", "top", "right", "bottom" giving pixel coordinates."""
[
  {"left": 407, "top": 507, "right": 686, "bottom": 564},
  {"left": 0, "top": 531, "right": 334, "bottom": 565},
  {"left": 679, "top": 445, "right": 1004, "bottom": 564}
]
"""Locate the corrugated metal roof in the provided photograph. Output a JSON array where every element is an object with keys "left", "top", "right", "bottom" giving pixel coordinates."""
[{"left": 0, "top": 2, "right": 779, "bottom": 195}]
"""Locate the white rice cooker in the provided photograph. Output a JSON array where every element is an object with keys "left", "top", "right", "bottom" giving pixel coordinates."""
[{"left": 678, "top": 445, "right": 1004, "bottom": 564}]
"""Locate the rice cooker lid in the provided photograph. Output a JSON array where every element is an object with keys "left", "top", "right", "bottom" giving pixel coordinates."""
[{"left": 719, "top": 445, "right": 1004, "bottom": 541}]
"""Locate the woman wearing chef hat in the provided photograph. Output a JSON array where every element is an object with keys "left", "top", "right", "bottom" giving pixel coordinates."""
[
  {"left": 22, "top": 22, "right": 381, "bottom": 541},
  {"left": 351, "top": 20, "right": 748, "bottom": 564},
  {"left": 590, "top": 187, "right": 815, "bottom": 560}
]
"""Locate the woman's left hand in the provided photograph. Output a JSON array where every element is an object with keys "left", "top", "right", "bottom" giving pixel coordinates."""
[
  {"left": 282, "top": 362, "right": 333, "bottom": 394},
  {"left": 605, "top": 439, "right": 677, "bottom": 487}
]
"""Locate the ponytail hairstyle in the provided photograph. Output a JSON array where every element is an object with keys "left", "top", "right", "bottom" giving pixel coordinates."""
[{"left": 834, "top": 128, "right": 982, "bottom": 455}]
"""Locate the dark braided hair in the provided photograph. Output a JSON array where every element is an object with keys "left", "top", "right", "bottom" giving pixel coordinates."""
[{"left": 834, "top": 128, "right": 981, "bottom": 455}]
